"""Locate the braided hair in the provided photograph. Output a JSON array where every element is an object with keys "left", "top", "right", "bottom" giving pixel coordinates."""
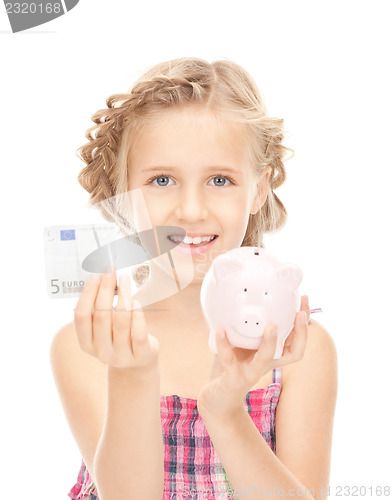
[{"left": 76, "top": 57, "right": 292, "bottom": 284}]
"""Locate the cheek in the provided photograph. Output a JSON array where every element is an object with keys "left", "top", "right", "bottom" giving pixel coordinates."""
[
  {"left": 132, "top": 189, "right": 252, "bottom": 227},
  {"left": 129, "top": 189, "right": 158, "bottom": 231},
  {"left": 221, "top": 197, "right": 251, "bottom": 222}
]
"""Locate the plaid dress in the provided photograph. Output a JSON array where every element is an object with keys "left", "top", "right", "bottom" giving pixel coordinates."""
[
  {"left": 68, "top": 309, "right": 322, "bottom": 499},
  {"left": 68, "top": 367, "right": 282, "bottom": 500}
]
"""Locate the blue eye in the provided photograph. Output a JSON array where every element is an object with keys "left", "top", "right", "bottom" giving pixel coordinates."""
[
  {"left": 150, "top": 175, "right": 174, "bottom": 187},
  {"left": 209, "top": 176, "right": 233, "bottom": 187},
  {"left": 147, "top": 173, "right": 235, "bottom": 187}
]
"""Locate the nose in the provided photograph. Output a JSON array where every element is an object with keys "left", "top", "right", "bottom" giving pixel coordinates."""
[
  {"left": 236, "top": 308, "right": 265, "bottom": 337},
  {"left": 174, "top": 186, "right": 209, "bottom": 222},
  {"left": 242, "top": 313, "right": 262, "bottom": 327}
]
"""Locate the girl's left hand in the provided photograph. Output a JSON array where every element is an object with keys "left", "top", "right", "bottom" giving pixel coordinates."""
[{"left": 197, "top": 295, "right": 311, "bottom": 420}]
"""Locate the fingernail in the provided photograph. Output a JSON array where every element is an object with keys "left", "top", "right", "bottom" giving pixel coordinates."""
[
  {"left": 90, "top": 274, "right": 100, "bottom": 283},
  {"left": 132, "top": 299, "right": 141, "bottom": 310},
  {"left": 104, "top": 265, "right": 115, "bottom": 275},
  {"left": 271, "top": 326, "right": 278, "bottom": 337},
  {"left": 303, "top": 295, "right": 309, "bottom": 308},
  {"left": 119, "top": 275, "right": 132, "bottom": 310},
  {"left": 218, "top": 330, "right": 225, "bottom": 340},
  {"left": 300, "top": 311, "right": 307, "bottom": 325},
  {"left": 119, "top": 274, "right": 130, "bottom": 287}
]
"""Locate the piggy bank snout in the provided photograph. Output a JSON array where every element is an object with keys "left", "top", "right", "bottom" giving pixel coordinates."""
[{"left": 234, "top": 308, "right": 266, "bottom": 338}]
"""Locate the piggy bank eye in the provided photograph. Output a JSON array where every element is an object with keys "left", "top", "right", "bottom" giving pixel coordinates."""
[
  {"left": 244, "top": 288, "right": 247, "bottom": 292},
  {"left": 264, "top": 291, "right": 268, "bottom": 295}
]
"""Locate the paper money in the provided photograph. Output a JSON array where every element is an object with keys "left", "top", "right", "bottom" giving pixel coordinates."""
[
  {"left": 43, "top": 223, "right": 188, "bottom": 299},
  {"left": 44, "top": 223, "right": 119, "bottom": 298}
]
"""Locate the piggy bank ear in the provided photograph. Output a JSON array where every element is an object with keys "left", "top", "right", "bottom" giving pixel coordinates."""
[
  {"left": 275, "top": 264, "right": 303, "bottom": 289},
  {"left": 212, "top": 255, "right": 244, "bottom": 285}
]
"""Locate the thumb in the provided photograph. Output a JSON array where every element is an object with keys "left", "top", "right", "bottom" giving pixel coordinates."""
[{"left": 131, "top": 300, "right": 149, "bottom": 343}]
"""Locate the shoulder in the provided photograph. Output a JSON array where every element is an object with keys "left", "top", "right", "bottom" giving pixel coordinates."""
[
  {"left": 50, "top": 320, "right": 107, "bottom": 391},
  {"left": 49, "top": 321, "right": 107, "bottom": 412},
  {"left": 307, "top": 318, "right": 338, "bottom": 374},
  {"left": 282, "top": 318, "right": 338, "bottom": 391},
  {"left": 276, "top": 319, "right": 338, "bottom": 492},
  {"left": 50, "top": 321, "right": 77, "bottom": 360},
  {"left": 50, "top": 321, "right": 104, "bottom": 365},
  {"left": 303, "top": 318, "right": 338, "bottom": 366},
  {"left": 49, "top": 321, "right": 107, "bottom": 479},
  {"left": 50, "top": 321, "right": 78, "bottom": 378}
]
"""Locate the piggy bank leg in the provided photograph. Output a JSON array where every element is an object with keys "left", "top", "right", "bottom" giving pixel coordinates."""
[{"left": 208, "top": 330, "right": 218, "bottom": 354}]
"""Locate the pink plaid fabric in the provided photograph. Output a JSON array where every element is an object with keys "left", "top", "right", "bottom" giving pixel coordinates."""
[
  {"left": 68, "top": 367, "right": 282, "bottom": 500},
  {"left": 68, "top": 306, "right": 322, "bottom": 499}
]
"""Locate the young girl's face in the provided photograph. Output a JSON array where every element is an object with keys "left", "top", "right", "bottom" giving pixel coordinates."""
[{"left": 128, "top": 105, "right": 269, "bottom": 276}]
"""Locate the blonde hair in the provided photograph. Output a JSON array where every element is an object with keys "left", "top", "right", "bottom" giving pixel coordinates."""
[{"left": 77, "top": 57, "right": 292, "bottom": 285}]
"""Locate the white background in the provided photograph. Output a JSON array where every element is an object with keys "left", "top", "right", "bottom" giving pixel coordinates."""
[{"left": 1, "top": 1, "right": 391, "bottom": 498}]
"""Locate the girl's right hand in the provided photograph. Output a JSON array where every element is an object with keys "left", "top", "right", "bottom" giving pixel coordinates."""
[{"left": 73, "top": 270, "right": 160, "bottom": 372}]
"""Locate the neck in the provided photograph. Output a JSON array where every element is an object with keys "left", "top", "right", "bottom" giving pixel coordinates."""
[{"left": 133, "top": 260, "right": 206, "bottom": 323}]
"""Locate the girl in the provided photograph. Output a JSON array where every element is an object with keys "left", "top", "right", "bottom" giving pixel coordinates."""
[{"left": 50, "top": 57, "right": 338, "bottom": 500}]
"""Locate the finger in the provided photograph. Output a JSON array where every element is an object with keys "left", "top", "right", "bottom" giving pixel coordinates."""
[
  {"left": 215, "top": 330, "right": 237, "bottom": 367},
  {"left": 73, "top": 274, "right": 101, "bottom": 352},
  {"left": 93, "top": 268, "right": 117, "bottom": 350},
  {"left": 301, "top": 295, "right": 311, "bottom": 323},
  {"left": 94, "top": 267, "right": 117, "bottom": 311},
  {"left": 130, "top": 300, "right": 150, "bottom": 356},
  {"left": 281, "top": 311, "right": 307, "bottom": 364},
  {"left": 112, "top": 274, "right": 133, "bottom": 354},
  {"left": 283, "top": 295, "right": 310, "bottom": 348},
  {"left": 282, "top": 315, "right": 301, "bottom": 347},
  {"left": 252, "top": 323, "right": 278, "bottom": 366},
  {"left": 207, "top": 354, "right": 224, "bottom": 382},
  {"left": 116, "top": 274, "right": 133, "bottom": 312},
  {"left": 282, "top": 327, "right": 294, "bottom": 348}
]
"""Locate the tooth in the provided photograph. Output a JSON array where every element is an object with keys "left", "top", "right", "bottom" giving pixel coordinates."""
[{"left": 170, "top": 235, "right": 215, "bottom": 244}]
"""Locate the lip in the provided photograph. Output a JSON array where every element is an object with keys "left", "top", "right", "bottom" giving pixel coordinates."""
[
  {"left": 168, "top": 235, "right": 219, "bottom": 255},
  {"left": 169, "top": 232, "right": 217, "bottom": 238},
  {"left": 232, "top": 326, "right": 262, "bottom": 339}
]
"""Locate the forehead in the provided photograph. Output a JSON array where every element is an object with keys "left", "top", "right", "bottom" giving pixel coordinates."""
[{"left": 129, "top": 105, "right": 252, "bottom": 170}]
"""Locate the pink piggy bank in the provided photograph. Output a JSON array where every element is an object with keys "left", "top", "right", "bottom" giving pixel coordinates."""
[{"left": 200, "top": 247, "right": 303, "bottom": 359}]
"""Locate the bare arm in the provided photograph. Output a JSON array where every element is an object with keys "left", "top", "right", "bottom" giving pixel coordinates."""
[
  {"left": 198, "top": 320, "right": 338, "bottom": 500},
  {"left": 50, "top": 271, "right": 164, "bottom": 500},
  {"left": 94, "top": 364, "right": 163, "bottom": 500}
]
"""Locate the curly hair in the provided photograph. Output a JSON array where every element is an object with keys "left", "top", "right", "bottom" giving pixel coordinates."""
[{"left": 76, "top": 57, "right": 292, "bottom": 285}]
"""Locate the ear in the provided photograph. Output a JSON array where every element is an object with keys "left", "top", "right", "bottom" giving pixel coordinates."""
[
  {"left": 212, "top": 254, "right": 244, "bottom": 286},
  {"left": 275, "top": 263, "right": 303, "bottom": 290},
  {"left": 250, "top": 166, "right": 272, "bottom": 215}
]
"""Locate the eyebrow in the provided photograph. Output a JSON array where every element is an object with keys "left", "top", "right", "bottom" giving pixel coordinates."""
[{"left": 141, "top": 166, "right": 243, "bottom": 175}]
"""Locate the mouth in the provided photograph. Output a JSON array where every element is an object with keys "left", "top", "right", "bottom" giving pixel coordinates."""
[
  {"left": 167, "top": 234, "right": 218, "bottom": 247},
  {"left": 231, "top": 325, "right": 264, "bottom": 339}
]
